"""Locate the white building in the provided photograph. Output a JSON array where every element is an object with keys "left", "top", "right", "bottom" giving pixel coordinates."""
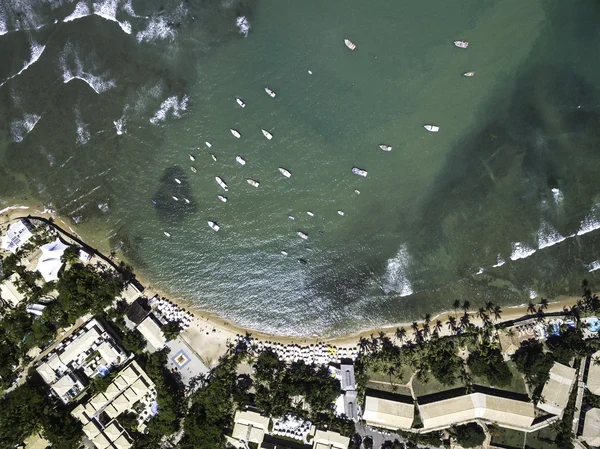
[
  {"left": 37, "top": 318, "right": 127, "bottom": 403},
  {"left": 136, "top": 315, "right": 166, "bottom": 352},
  {"left": 35, "top": 238, "right": 70, "bottom": 282},
  {"left": 1, "top": 219, "right": 34, "bottom": 253},
  {"left": 0, "top": 273, "right": 26, "bottom": 307}
]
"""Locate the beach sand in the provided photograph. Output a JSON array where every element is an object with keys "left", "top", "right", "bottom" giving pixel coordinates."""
[{"left": 1, "top": 206, "right": 584, "bottom": 368}]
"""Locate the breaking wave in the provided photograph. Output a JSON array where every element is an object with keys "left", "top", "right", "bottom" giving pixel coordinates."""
[
  {"left": 510, "top": 242, "right": 536, "bottom": 261},
  {"left": 60, "top": 42, "right": 116, "bottom": 94},
  {"left": 150, "top": 95, "right": 189, "bottom": 124},
  {"left": 537, "top": 221, "right": 566, "bottom": 249},
  {"left": 492, "top": 254, "right": 505, "bottom": 268},
  {"left": 0, "top": 41, "right": 46, "bottom": 88},
  {"left": 63, "top": 0, "right": 132, "bottom": 34},
  {"left": 11, "top": 113, "right": 41, "bottom": 143},
  {"left": 135, "top": 4, "right": 186, "bottom": 43},
  {"left": 586, "top": 260, "right": 600, "bottom": 273},
  {"left": 236, "top": 16, "right": 250, "bottom": 37},
  {"left": 382, "top": 244, "right": 413, "bottom": 297}
]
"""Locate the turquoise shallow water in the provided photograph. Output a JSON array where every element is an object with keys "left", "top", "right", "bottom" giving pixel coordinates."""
[{"left": 2, "top": 0, "right": 600, "bottom": 336}]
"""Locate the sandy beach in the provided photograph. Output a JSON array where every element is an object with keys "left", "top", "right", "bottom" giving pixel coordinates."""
[{"left": 1, "top": 205, "right": 585, "bottom": 368}]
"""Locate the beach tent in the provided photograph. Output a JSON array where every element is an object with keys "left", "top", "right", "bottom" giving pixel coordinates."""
[{"left": 35, "top": 238, "right": 69, "bottom": 282}]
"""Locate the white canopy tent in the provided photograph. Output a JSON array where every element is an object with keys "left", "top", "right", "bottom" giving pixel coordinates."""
[{"left": 35, "top": 238, "right": 69, "bottom": 282}]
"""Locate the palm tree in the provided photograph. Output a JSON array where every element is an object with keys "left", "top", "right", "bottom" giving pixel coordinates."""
[
  {"left": 539, "top": 298, "right": 549, "bottom": 311},
  {"left": 434, "top": 320, "right": 443, "bottom": 335},
  {"left": 411, "top": 321, "right": 419, "bottom": 334},
  {"left": 485, "top": 301, "right": 494, "bottom": 313},
  {"left": 527, "top": 302, "right": 537, "bottom": 314},
  {"left": 395, "top": 327, "right": 407, "bottom": 343},
  {"left": 460, "top": 312, "right": 471, "bottom": 330},
  {"left": 462, "top": 300, "right": 471, "bottom": 314},
  {"left": 476, "top": 307, "right": 488, "bottom": 321},
  {"left": 492, "top": 305, "right": 502, "bottom": 322},
  {"left": 453, "top": 299, "right": 461, "bottom": 317},
  {"left": 447, "top": 316, "right": 457, "bottom": 334}
]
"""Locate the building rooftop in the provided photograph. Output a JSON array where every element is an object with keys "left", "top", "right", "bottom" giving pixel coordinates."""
[
  {"left": 35, "top": 238, "right": 69, "bottom": 282},
  {"left": 312, "top": 430, "right": 349, "bottom": 449},
  {"left": 538, "top": 362, "right": 577, "bottom": 416},
  {"left": 136, "top": 314, "right": 166, "bottom": 352},
  {"left": 419, "top": 392, "right": 535, "bottom": 431},
  {"left": 582, "top": 408, "right": 600, "bottom": 447},
  {"left": 0, "top": 273, "right": 26, "bottom": 307},
  {"left": 231, "top": 410, "right": 270, "bottom": 445},
  {"left": 586, "top": 350, "right": 600, "bottom": 396},
  {"left": 363, "top": 391, "right": 414, "bottom": 430},
  {"left": 1, "top": 219, "right": 34, "bottom": 253},
  {"left": 340, "top": 363, "right": 356, "bottom": 391}
]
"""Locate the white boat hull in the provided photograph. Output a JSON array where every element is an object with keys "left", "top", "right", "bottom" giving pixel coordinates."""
[
  {"left": 424, "top": 125, "right": 440, "bottom": 132},
  {"left": 208, "top": 221, "right": 220, "bottom": 232},
  {"left": 344, "top": 39, "right": 356, "bottom": 50},
  {"left": 265, "top": 88, "right": 276, "bottom": 98},
  {"left": 454, "top": 40, "right": 469, "bottom": 48},
  {"left": 247, "top": 179, "right": 260, "bottom": 188},
  {"left": 278, "top": 168, "right": 291, "bottom": 178},
  {"left": 262, "top": 129, "right": 273, "bottom": 140},
  {"left": 216, "top": 177, "right": 228, "bottom": 191},
  {"left": 230, "top": 129, "right": 241, "bottom": 138},
  {"left": 236, "top": 98, "right": 246, "bottom": 108},
  {"left": 236, "top": 156, "right": 246, "bottom": 165}
]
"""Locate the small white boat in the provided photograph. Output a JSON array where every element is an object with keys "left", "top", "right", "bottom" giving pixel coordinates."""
[
  {"left": 236, "top": 156, "right": 246, "bottom": 165},
  {"left": 288, "top": 215, "right": 295, "bottom": 220},
  {"left": 184, "top": 198, "right": 190, "bottom": 204},
  {"left": 352, "top": 167, "right": 367, "bottom": 177},
  {"left": 278, "top": 167, "right": 291, "bottom": 178},
  {"left": 217, "top": 195, "right": 227, "bottom": 203},
  {"left": 463, "top": 71, "right": 475, "bottom": 77},
  {"left": 208, "top": 221, "right": 220, "bottom": 232},
  {"left": 211, "top": 154, "right": 217, "bottom": 162},
  {"left": 424, "top": 124, "right": 440, "bottom": 132},
  {"left": 338, "top": 210, "right": 345, "bottom": 216},
  {"left": 164, "top": 231, "right": 171, "bottom": 237},
  {"left": 247, "top": 179, "right": 259, "bottom": 188},
  {"left": 236, "top": 98, "right": 246, "bottom": 108},
  {"left": 189, "top": 154, "right": 196, "bottom": 161},
  {"left": 354, "top": 189, "right": 360, "bottom": 194},
  {"left": 454, "top": 40, "right": 469, "bottom": 49},
  {"left": 205, "top": 141, "right": 212, "bottom": 148},
  {"left": 344, "top": 39, "right": 356, "bottom": 50},
  {"left": 307, "top": 211, "right": 315, "bottom": 217},
  {"left": 297, "top": 231, "right": 308, "bottom": 240},
  {"left": 379, "top": 144, "right": 392, "bottom": 152},
  {"left": 265, "top": 87, "right": 276, "bottom": 98},
  {"left": 281, "top": 250, "right": 288, "bottom": 256},
  {"left": 172, "top": 196, "right": 179, "bottom": 201},
  {"left": 308, "top": 70, "right": 313, "bottom": 75},
  {"left": 216, "top": 176, "right": 228, "bottom": 191},
  {"left": 190, "top": 166, "right": 197, "bottom": 173},
  {"left": 174, "top": 178, "right": 181, "bottom": 184},
  {"left": 230, "top": 129, "right": 241, "bottom": 139},
  {"left": 262, "top": 129, "right": 273, "bottom": 140}
]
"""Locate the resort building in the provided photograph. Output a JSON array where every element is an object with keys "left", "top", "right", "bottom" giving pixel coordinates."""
[
  {"left": 35, "top": 238, "right": 70, "bottom": 282},
  {"left": 586, "top": 350, "right": 600, "bottom": 396},
  {"left": 362, "top": 390, "right": 415, "bottom": 430},
  {"left": 72, "top": 361, "right": 156, "bottom": 449},
  {"left": 538, "top": 362, "right": 577, "bottom": 417},
  {"left": 1, "top": 219, "right": 34, "bottom": 253},
  {"left": 312, "top": 430, "right": 349, "bottom": 449},
  {"left": 227, "top": 410, "right": 270, "bottom": 448},
  {"left": 136, "top": 314, "right": 166, "bottom": 352},
  {"left": 418, "top": 391, "right": 536, "bottom": 432},
  {"left": 36, "top": 318, "right": 127, "bottom": 403},
  {"left": 581, "top": 408, "right": 600, "bottom": 447},
  {"left": 0, "top": 273, "right": 26, "bottom": 308}
]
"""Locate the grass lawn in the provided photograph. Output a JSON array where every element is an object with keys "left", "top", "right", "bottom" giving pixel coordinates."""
[
  {"left": 468, "top": 361, "right": 528, "bottom": 395},
  {"left": 412, "top": 371, "right": 463, "bottom": 398},
  {"left": 366, "top": 380, "right": 412, "bottom": 397},
  {"left": 490, "top": 427, "right": 525, "bottom": 448},
  {"left": 366, "top": 367, "right": 410, "bottom": 386}
]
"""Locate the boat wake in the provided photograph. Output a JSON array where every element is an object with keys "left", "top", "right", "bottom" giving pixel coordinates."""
[{"left": 382, "top": 244, "right": 413, "bottom": 297}]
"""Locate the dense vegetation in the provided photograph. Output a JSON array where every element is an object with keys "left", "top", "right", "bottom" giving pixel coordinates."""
[
  {"left": 0, "top": 379, "right": 82, "bottom": 449},
  {"left": 468, "top": 344, "right": 512, "bottom": 387},
  {"left": 451, "top": 422, "right": 486, "bottom": 448}
]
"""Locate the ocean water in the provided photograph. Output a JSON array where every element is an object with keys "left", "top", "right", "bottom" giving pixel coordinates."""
[{"left": 2, "top": 0, "right": 600, "bottom": 336}]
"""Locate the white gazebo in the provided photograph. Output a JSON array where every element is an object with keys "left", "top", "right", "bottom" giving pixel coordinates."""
[{"left": 35, "top": 238, "right": 69, "bottom": 282}]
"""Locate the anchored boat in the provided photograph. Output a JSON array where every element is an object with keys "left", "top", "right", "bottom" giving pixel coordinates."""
[
  {"left": 247, "top": 179, "right": 260, "bottom": 188},
  {"left": 262, "top": 129, "right": 273, "bottom": 140},
  {"left": 344, "top": 39, "right": 356, "bottom": 50},
  {"left": 236, "top": 98, "right": 246, "bottom": 108},
  {"left": 454, "top": 40, "right": 469, "bottom": 49},
  {"left": 230, "top": 129, "right": 241, "bottom": 138},
  {"left": 236, "top": 156, "right": 246, "bottom": 165},
  {"left": 217, "top": 195, "right": 227, "bottom": 203},
  {"left": 463, "top": 71, "right": 475, "bottom": 77},
  {"left": 424, "top": 124, "right": 440, "bottom": 132},
  {"left": 297, "top": 231, "right": 308, "bottom": 240},
  {"left": 379, "top": 144, "right": 392, "bottom": 152},
  {"left": 216, "top": 176, "right": 228, "bottom": 191},
  {"left": 352, "top": 167, "right": 367, "bottom": 177},
  {"left": 208, "top": 221, "right": 220, "bottom": 232},
  {"left": 265, "top": 87, "right": 276, "bottom": 98},
  {"left": 278, "top": 167, "right": 291, "bottom": 178}
]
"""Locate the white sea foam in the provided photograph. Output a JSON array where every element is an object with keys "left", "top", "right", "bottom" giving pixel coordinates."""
[
  {"left": 75, "top": 112, "right": 91, "bottom": 145},
  {"left": 475, "top": 267, "right": 484, "bottom": 275},
  {"left": 114, "top": 117, "right": 126, "bottom": 135},
  {"left": 11, "top": 113, "right": 41, "bottom": 142},
  {"left": 492, "top": 254, "right": 505, "bottom": 268},
  {"left": 551, "top": 188, "right": 563, "bottom": 205},
  {"left": 382, "top": 244, "right": 413, "bottom": 297},
  {"left": 63, "top": 2, "right": 91, "bottom": 22},
  {"left": 236, "top": 16, "right": 250, "bottom": 37},
  {"left": 60, "top": 42, "right": 116, "bottom": 94},
  {"left": 509, "top": 242, "right": 536, "bottom": 261},
  {"left": 0, "top": 41, "right": 46, "bottom": 87},
  {"left": 586, "top": 260, "right": 600, "bottom": 272},
  {"left": 63, "top": 0, "right": 131, "bottom": 34},
  {"left": 577, "top": 212, "right": 600, "bottom": 236},
  {"left": 537, "top": 222, "right": 566, "bottom": 249},
  {"left": 0, "top": 205, "right": 29, "bottom": 215},
  {"left": 136, "top": 16, "right": 174, "bottom": 43},
  {"left": 150, "top": 95, "right": 189, "bottom": 124}
]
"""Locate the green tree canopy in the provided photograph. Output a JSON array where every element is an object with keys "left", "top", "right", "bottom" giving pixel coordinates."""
[
  {"left": 452, "top": 422, "right": 485, "bottom": 448},
  {"left": 511, "top": 339, "right": 554, "bottom": 400}
]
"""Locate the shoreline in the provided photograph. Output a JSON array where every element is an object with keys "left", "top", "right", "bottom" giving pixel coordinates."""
[{"left": 1, "top": 206, "right": 585, "bottom": 365}]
